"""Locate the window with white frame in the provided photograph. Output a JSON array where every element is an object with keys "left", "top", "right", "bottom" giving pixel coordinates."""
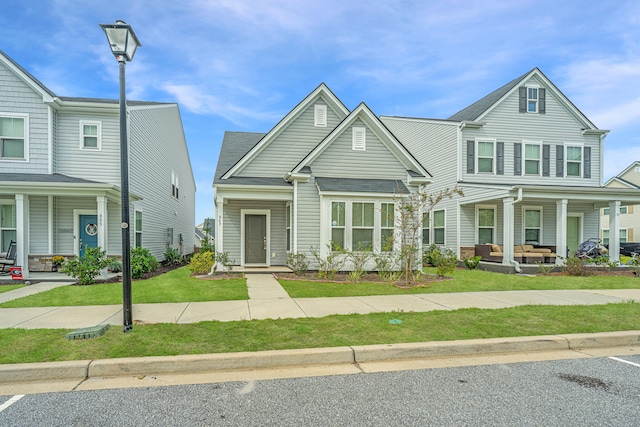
[
  {"left": 0, "top": 115, "right": 26, "bottom": 160},
  {"left": 380, "top": 203, "right": 394, "bottom": 251},
  {"left": 433, "top": 209, "right": 445, "bottom": 245},
  {"left": 527, "top": 87, "right": 539, "bottom": 113},
  {"left": 352, "top": 202, "right": 374, "bottom": 251},
  {"left": 352, "top": 127, "right": 366, "bottom": 151},
  {"left": 314, "top": 104, "right": 327, "bottom": 127},
  {"left": 0, "top": 203, "right": 16, "bottom": 252},
  {"left": 476, "top": 206, "right": 496, "bottom": 244},
  {"left": 331, "top": 201, "right": 345, "bottom": 250},
  {"left": 523, "top": 207, "right": 542, "bottom": 245},
  {"left": 566, "top": 146, "right": 582, "bottom": 177},
  {"left": 422, "top": 212, "right": 430, "bottom": 245},
  {"left": 171, "top": 171, "right": 180, "bottom": 199},
  {"left": 134, "top": 210, "right": 143, "bottom": 248},
  {"left": 602, "top": 228, "right": 627, "bottom": 246},
  {"left": 286, "top": 202, "right": 291, "bottom": 251},
  {"left": 477, "top": 140, "right": 495, "bottom": 173},
  {"left": 603, "top": 206, "right": 628, "bottom": 216},
  {"left": 80, "top": 121, "right": 101, "bottom": 150},
  {"left": 524, "top": 142, "right": 541, "bottom": 175}
]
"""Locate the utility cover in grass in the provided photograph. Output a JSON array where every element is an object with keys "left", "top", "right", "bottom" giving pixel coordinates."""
[
  {"left": 65, "top": 324, "right": 110, "bottom": 340},
  {"left": 388, "top": 319, "right": 403, "bottom": 325}
]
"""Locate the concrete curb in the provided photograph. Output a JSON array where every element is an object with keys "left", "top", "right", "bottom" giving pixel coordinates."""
[{"left": 1, "top": 331, "right": 639, "bottom": 384}]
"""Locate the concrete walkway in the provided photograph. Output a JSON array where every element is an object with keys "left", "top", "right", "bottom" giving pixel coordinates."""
[{"left": 0, "top": 274, "right": 639, "bottom": 330}]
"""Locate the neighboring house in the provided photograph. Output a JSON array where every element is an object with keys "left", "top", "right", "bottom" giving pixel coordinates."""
[
  {"left": 213, "top": 69, "right": 640, "bottom": 271},
  {"left": 0, "top": 50, "right": 195, "bottom": 278},
  {"left": 195, "top": 218, "right": 215, "bottom": 249},
  {"left": 600, "top": 161, "right": 640, "bottom": 246}
]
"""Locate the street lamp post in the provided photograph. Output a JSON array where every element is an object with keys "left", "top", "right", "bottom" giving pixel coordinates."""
[{"left": 100, "top": 20, "right": 141, "bottom": 332}]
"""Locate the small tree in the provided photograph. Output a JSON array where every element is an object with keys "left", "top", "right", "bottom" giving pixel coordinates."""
[
  {"left": 395, "top": 186, "right": 463, "bottom": 284},
  {"left": 200, "top": 224, "right": 215, "bottom": 253},
  {"left": 60, "top": 246, "right": 110, "bottom": 285}
]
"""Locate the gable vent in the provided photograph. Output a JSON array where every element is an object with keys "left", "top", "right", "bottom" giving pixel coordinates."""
[
  {"left": 352, "top": 127, "right": 366, "bottom": 151},
  {"left": 314, "top": 104, "right": 327, "bottom": 127}
]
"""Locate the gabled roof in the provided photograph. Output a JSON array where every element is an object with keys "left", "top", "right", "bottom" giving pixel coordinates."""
[
  {"left": 448, "top": 67, "right": 601, "bottom": 130},
  {"left": 0, "top": 49, "right": 56, "bottom": 102},
  {"left": 290, "top": 102, "right": 431, "bottom": 179},
  {"left": 315, "top": 177, "right": 409, "bottom": 194},
  {"left": 221, "top": 83, "right": 350, "bottom": 180},
  {"left": 214, "top": 131, "right": 266, "bottom": 184}
]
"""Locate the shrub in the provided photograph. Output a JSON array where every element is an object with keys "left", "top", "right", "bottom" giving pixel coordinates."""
[
  {"left": 310, "top": 245, "right": 346, "bottom": 280},
  {"left": 432, "top": 248, "right": 458, "bottom": 277},
  {"left": 463, "top": 255, "right": 482, "bottom": 270},
  {"left": 189, "top": 251, "right": 216, "bottom": 275},
  {"left": 163, "top": 246, "right": 183, "bottom": 265},
  {"left": 287, "top": 252, "right": 309, "bottom": 276},
  {"left": 373, "top": 251, "right": 398, "bottom": 281},
  {"left": 60, "top": 246, "right": 110, "bottom": 285},
  {"left": 562, "top": 256, "right": 593, "bottom": 276},
  {"left": 107, "top": 259, "right": 122, "bottom": 273},
  {"left": 131, "top": 247, "right": 159, "bottom": 279},
  {"left": 536, "top": 261, "right": 554, "bottom": 275},
  {"left": 422, "top": 244, "right": 440, "bottom": 266},
  {"left": 215, "top": 251, "right": 235, "bottom": 273},
  {"left": 346, "top": 247, "right": 371, "bottom": 283}
]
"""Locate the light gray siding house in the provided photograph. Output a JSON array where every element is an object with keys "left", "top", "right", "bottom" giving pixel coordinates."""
[
  {"left": 382, "top": 68, "right": 640, "bottom": 266},
  {"left": 0, "top": 50, "right": 195, "bottom": 278},
  {"left": 214, "top": 69, "right": 640, "bottom": 271},
  {"left": 213, "top": 84, "right": 431, "bottom": 268}
]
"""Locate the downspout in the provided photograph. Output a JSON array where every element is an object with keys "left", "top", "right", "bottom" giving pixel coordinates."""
[{"left": 505, "top": 188, "right": 523, "bottom": 273}]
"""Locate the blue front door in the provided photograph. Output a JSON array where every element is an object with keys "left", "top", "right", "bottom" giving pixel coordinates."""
[{"left": 79, "top": 215, "right": 98, "bottom": 257}]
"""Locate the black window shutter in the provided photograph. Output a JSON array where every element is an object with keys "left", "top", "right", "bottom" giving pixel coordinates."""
[
  {"left": 539, "top": 88, "right": 546, "bottom": 114},
  {"left": 519, "top": 87, "right": 527, "bottom": 113},
  {"left": 514, "top": 143, "right": 522, "bottom": 175},
  {"left": 556, "top": 145, "right": 564, "bottom": 177},
  {"left": 584, "top": 146, "right": 591, "bottom": 178},
  {"left": 497, "top": 142, "right": 504, "bottom": 175},
  {"left": 542, "top": 144, "right": 550, "bottom": 176},
  {"left": 467, "top": 140, "right": 475, "bottom": 174}
]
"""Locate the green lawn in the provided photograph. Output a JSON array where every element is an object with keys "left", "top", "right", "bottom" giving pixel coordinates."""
[
  {"left": 0, "top": 284, "right": 24, "bottom": 294},
  {"left": 0, "top": 303, "right": 638, "bottom": 364},
  {"left": 0, "top": 267, "right": 247, "bottom": 308},
  {"left": 279, "top": 267, "right": 640, "bottom": 298}
]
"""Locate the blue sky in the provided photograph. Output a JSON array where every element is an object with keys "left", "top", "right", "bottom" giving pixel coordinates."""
[{"left": 2, "top": 0, "right": 639, "bottom": 224}]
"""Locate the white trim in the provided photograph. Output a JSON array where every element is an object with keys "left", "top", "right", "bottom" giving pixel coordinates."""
[
  {"left": 475, "top": 138, "right": 496, "bottom": 174},
  {"left": 79, "top": 120, "right": 102, "bottom": 151},
  {"left": 47, "top": 195, "right": 53, "bottom": 254},
  {"left": 433, "top": 208, "right": 446, "bottom": 245},
  {"left": 526, "top": 85, "right": 540, "bottom": 113},
  {"left": 564, "top": 143, "right": 584, "bottom": 178},
  {"left": 522, "top": 205, "right": 543, "bottom": 245},
  {"left": 0, "top": 113, "right": 29, "bottom": 162},
  {"left": 476, "top": 204, "right": 497, "bottom": 244},
  {"left": 567, "top": 212, "right": 584, "bottom": 256},
  {"left": 602, "top": 228, "right": 628, "bottom": 244},
  {"left": 285, "top": 201, "right": 291, "bottom": 252},
  {"left": 48, "top": 106, "right": 53, "bottom": 174},
  {"left": 73, "top": 209, "right": 97, "bottom": 257},
  {"left": 522, "top": 140, "right": 542, "bottom": 176},
  {"left": 293, "top": 181, "right": 298, "bottom": 253},
  {"left": 240, "top": 209, "right": 270, "bottom": 267}
]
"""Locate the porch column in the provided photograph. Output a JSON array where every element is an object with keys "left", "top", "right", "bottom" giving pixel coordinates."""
[
  {"left": 502, "top": 197, "right": 515, "bottom": 265},
  {"left": 215, "top": 194, "right": 224, "bottom": 257},
  {"left": 47, "top": 196, "right": 54, "bottom": 254},
  {"left": 97, "top": 196, "right": 108, "bottom": 251},
  {"left": 15, "top": 194, "right": 30, "bottom": 279},
  {"left": 608, "top": 200, "right": 621, "bottom": 263},
  {"left": 556, "top": 199, "right": 568, "bottom": 265}
]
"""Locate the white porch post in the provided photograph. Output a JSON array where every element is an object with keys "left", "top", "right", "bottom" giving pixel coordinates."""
[
  {"left": 97, "top": 196, "right": 108, "bottom": 251},
  {"left": 293, "top": 181, "right": 298, "bottom": 254},
  {"left": 15, "top": 194, "right": 30, "bottom": 278},
  {"left": 608, "top": 200, "right": 621, "bottom": 263},
  {"left": 502, "top": 197, "right": 514, "bottom": 265},
  {"left": 47, "top": 196, "right": 54, "bottom": 254},
  {"left": 556, "top": 199, "right": 568, "bottom": 265}
]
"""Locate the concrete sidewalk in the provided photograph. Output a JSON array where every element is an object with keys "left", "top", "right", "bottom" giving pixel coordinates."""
[{"left": 0, "top": 274, "right": 639, "bottom": 329}]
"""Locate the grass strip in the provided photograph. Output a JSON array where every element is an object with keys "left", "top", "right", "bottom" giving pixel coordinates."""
[
  {"left": 279, "top": 268, "right": 640, "bottom": 298},
  {"left": 0, "top": 285, "right": 24, "bottom": 294},
  {"left": 0, "top": 302, "right": 638, "bottom": 364},
  {"left": 0, "top": 267, "right": 247, "bottom": 307}
]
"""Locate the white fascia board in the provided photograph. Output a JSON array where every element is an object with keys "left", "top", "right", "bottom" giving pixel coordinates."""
[
  {"left": 222, "top": 84, "right": 349, "bottom": 180},
  {"left": 317, "top": 190, "right": 406, "bottom": 199},
  {"left": 214, "top": 186, "right": 293, "bottom": 202},
  {"left": 616, "top": 161, "right": 640, "bottom": 178}
]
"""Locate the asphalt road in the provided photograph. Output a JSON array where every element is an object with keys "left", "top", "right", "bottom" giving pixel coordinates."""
[{"left": 2, "top": 355, "right": 639, "bottom": 426}]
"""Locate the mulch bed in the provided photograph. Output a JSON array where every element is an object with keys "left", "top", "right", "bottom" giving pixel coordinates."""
[{"left": 275, "top": 272, "right": 453, "bottom": 288}]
